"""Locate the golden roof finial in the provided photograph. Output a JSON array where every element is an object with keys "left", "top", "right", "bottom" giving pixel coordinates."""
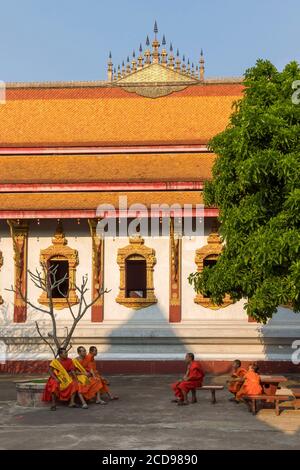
[
  {"left": 107, "top": 51, "right": 113, "bottom": 82},
  {"left": 199, "top": 49, "right": 205, "bottom": 81},
  {"left": 138, "top": 43, "right": 144, "bottom": 69},
  {"left": 126, "top": 56, "right": 131, "bottom": 74},
  {"left": 175, "top": 48, "right": 181, "bottom": 71},
  {"left": 187, "top": 58, "right": 190, "bottom": 75},
  {"left": 151, "top": 20, "right": 160, "bottom": 64},
  {"left": 168, "top": 42, "right": 174, "bottom": 69},
  {"left": 121, "top": 60, "right": 125, "bottom": 76},
  {"left": 181, "top": 54, "right": 186, "bottom": 73},
  {"left": 131, "top": 50, "right": 137, "bottom": 72},
  {"left": 161, "top": 34, "right": 167, "bottom": 65},
  {"left": 117, "top": 64, "right": 122, "bottom": 79},
  {"left": 144, "top": 35, "right": 151, "bottom": 64}
]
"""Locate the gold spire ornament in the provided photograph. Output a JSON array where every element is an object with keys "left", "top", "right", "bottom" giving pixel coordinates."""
[
  {"left": 168, "top": 42, "right": 175, "bottom": 69},
  {"left": 138, "top": 43, "right": 144, "bottom": 69},
  {"left": 107, "top": 51, "right": 113, "bottom": 82},
  {"left": 199, "top": 49, "right": 205, "bottom": 81},
  {"left": 151, "top": 20, "right": 160, "bottom": 64},
  {"left": 161, "top": 34, "right": 167, "bottom": 65}
]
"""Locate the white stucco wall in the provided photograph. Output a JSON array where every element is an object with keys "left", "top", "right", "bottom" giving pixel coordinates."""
[{"left": 0, "top": 220, "right": 300, "bottom": 362}]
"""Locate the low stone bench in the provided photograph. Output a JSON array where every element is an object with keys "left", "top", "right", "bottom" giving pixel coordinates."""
[
  {"left": 244, "top": 394, "right": 292, "bottom": 416},
  {"left": 15, "top": 381, "right": 47, "bottom": 407},
  {"left": 194, "top": 385, "right": 224, "bottom": 404}
]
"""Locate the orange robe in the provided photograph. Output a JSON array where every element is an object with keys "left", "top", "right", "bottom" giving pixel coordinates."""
[
  {"left": 81, "top": 353, "right": 110, "bottom": 394},
  {"left": 74, "top": 358, "right": 104, "bottom": 400},
  {"left": 236, "top": 370, "right": 263, "bottom": 399},
  {"left": 171, "top": 361, "right": 205, "bottom": 401},
  {"left": 43, "top": 358, "right": 78, "bottom": 402},
  {"left": 228, "top": 367, "right": 247, "bottom": 395}
]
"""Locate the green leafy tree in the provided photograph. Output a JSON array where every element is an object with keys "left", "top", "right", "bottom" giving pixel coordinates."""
[{"left": 189, "top": 60, "right": 300, "bottom": 323}]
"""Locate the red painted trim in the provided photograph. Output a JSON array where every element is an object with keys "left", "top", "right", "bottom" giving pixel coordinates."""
[
  {"left": 91, "top": 305, "right": 104, "bottom": 323},
  {"left": 0, "top": 182, "right": 204, "bottom": 193},
  {"left": 0, "top": 208, "right": 219, "bottom": 219},
  {"left": 0, "top": 144, "right": 209, "bottom": 155},
  {"left": 0, "top": 359, "right": 298, "bottom": 375},
  {"left": 13, "top": 305, "right": 27, "bottom": 323},
  {"left": 169, "top": 305, "right": 181, "bottom": 323}
]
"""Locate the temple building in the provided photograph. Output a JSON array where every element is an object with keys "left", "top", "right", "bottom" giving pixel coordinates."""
[{"left": 0, "top": 24, "right": 298, "bottom": 373}]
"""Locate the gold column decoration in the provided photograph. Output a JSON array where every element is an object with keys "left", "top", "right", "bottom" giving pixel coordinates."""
[
  {"left": 7, "top": 220, "right": 29, "bottom": 322},
  {"left": 194, "top": 230, "right": 232, "bottom": 309},
  {"left": 116, "top": 236, "right": 157, "bottom": 310},
  {"left": 88, "top": 219, "right": 104, "bottom": 322},
  {"left": 0, "top": 250, "right": 3, "bottom": 305},
  {"left": 38, "top": 222, "right": 79, "bottom": 310},
  {"left": 169, "top": 218, "right": 181, "bottom": 322}
]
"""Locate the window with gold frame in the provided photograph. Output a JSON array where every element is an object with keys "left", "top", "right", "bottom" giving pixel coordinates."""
[
  {"left": 194, "top": 231, "right": 232, "bottom": 309},
  {"left": 116, "top": 236, "right": 157, "bottom": 310},
  {"left": 38, "top": 224, "right": 79, "bottom": 310}
]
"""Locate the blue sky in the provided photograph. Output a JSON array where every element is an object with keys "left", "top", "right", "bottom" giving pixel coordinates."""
[{"left": 0, "top": 0, "right": 299, "bottom": 82}]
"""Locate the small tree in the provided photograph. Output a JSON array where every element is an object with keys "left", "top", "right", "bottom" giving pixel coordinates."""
[
  {"left": 7, "top": 263, "right": 108, "bottom": 356},
  {"left": 189, "top": 60, "right": 300, "bottom": 323}
]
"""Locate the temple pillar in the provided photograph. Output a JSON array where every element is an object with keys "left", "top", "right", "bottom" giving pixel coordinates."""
[
  {"left": 7, "top": 220, "right": 29, "bottom": 323},
  {"left": 88, "top": 219, "right": 104, "bottom": 322},
  {"left": 169, "top": 217, "right": 182, "bottom": 322}
]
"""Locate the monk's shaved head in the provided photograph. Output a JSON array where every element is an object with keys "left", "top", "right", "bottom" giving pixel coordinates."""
[{"left": 233, "top": 359, "right": 241, "bottom": 368}]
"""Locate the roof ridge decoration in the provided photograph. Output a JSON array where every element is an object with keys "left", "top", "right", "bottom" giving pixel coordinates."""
[{"left": 107, "top": 21, "right": 205, "bottom": 98}]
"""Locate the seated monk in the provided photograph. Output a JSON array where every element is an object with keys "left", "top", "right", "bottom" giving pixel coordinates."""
[
  {"left": 42, "top": 347, "right": 88, "bottom": 411},
  {"left": 227, "top": 359, "right": 247, "bottom": 402},
  {"left": 171, "top": 353, "right": 205, "bottom": 406},
  {"left": 236, "top": 363, "right": 263, "bottom": 402},
  {"left": 73, "top": 346, "right": 107, "bottom": 405},
  {"left": 81, "top": 346, "right": 119, "bottom": 401}
]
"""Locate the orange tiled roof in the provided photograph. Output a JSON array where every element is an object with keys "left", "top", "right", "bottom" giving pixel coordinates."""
[
  {"left": 0, "top": 83, "right": 244, "bottom": 147},
  {"left": 0, "top": 191, "right": 203, "bottom": 211},
  {"left": 0, "top": 153, "right": 215, "bottom": 183}
]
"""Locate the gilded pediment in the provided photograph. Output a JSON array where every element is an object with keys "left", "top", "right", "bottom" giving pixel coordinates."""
[
  {"left": 106, "top": 21, "right": 204, "bottom": 97},
  {"left": 116, "top": 63, "right": 198, "bottom": 84}
]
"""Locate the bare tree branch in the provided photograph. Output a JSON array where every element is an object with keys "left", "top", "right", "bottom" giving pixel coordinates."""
[{"left": 35, "top": 321, "right": 57, "bottom": 357}]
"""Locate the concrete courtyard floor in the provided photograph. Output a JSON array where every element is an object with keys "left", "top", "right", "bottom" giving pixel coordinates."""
[{"left": 0, "top": 374, "right": 300, "bottom": 450}]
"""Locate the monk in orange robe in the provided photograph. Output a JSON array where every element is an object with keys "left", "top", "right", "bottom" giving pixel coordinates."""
[
  {"left": 82, "top": 346, "right": 118, "bottom": 401},
  {"left": 42, "top": 347, "right": 88, "bottom": 411},
  {"left": 73, "top": 346, "right": 107, "bottom": 405},
  {"left": 236, "top": 363, "right": 263, "bottom": 401},
  {"left": 227, "top": 359, "right": 247, "bottom": 402},
  {"left": 171, "top": 353, "right": 205, "bottom": 406}
]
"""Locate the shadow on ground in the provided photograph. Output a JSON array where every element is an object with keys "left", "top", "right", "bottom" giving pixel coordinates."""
[{"left": 0, "top": 374, "right": 300, "bottom": 450}]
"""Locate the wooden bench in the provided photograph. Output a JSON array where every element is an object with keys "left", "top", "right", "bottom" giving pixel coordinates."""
[
  {"left": 244, "top": 394, "right": 291, "bottom": 416},
  {"left": 194, "top": 385, "right": 224, "bottom": 404}
]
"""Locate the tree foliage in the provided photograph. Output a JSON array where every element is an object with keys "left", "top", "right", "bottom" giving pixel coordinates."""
[{"left": 189, "top": 60, "right": 300, "bottom": 323}]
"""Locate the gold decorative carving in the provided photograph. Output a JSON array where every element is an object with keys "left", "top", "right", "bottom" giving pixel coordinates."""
[
  {"left": 39, "top": 223, "right": 79, "bottom": 310},
  {"left": 7, "top": 220, "right": 29, "bottom": 321},
  {"left": 170, "top": 218, "right": 181, "bottom": 302},
  {"left": 116, "top": 63, "right": 198, "bottom": 84},
  {"left": 116, "top": 236, "right": 157, "bottom": 310},
  {"left": 88, "top": 219, "right": 104, "bottom": 319},
  {"left": 194, "top": 231, "right": 232, "bottom": 309},
  {"left": 0, "top": 250, "right": 3, "bottom": 305},
  {"left": 120, "top": 83, "right": 188, "bottom": 98}
]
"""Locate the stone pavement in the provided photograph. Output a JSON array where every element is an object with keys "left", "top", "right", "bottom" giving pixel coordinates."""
[{"left": 0, "top": 374, "right": 300, "bottom": 450}]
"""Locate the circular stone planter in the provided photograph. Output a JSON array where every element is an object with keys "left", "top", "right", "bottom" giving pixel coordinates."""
[{"left": 15, "top": 380, "right": 48, "bottom": 407}]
